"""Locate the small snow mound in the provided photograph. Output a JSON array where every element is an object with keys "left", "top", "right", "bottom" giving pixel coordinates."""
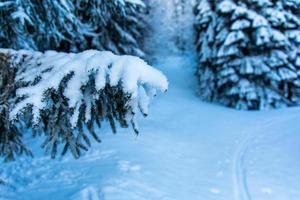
[
  {"left": 261, "top": 187, "right": 273, "bottom": 195},
  {"left": 75, "top": 186, "right": 100, "bottom": 200},
  {"left": 210, "top": 188, "right": 221, "bottom": 194},
  {"left": 118, "top": 160, "right": 141, "bottom": 173}
]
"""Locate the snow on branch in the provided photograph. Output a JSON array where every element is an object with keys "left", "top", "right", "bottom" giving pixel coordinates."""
[
  {"left": 1, "top": 49, "right": 168, "bottom": 158},
  {"left": 0, "top": 53, "right": 32, "bottom": 161}
]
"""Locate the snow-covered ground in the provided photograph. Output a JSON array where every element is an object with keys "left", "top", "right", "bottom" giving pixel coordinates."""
[
  {"left": 1, "top": 50, "right": 300, "bottom": 200},
  {"left": 1, "top": 1, "right": 300, "bottom": 200}
]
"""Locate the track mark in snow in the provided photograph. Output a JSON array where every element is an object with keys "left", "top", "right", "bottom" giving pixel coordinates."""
[
  {"left": 232, "top": 114, "right": 300, "bottom": 200},
  {"left": 232, "top": 129, "right": 253, "bottom": 200},
  {"left": 76, "top": 186, "right": 100, "bottom": 200}
]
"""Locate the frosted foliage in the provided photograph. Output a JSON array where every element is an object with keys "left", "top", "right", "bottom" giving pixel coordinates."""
[
  {"left": 231, "top": 19, "right": 251, "bottom": 30},
  {"left": 4, "top": 49, "right": 168, "bottom": 127},
  {"left": 11, "top": 7, "right": 33, "bottom": 25},
  {"left": 0, "top": 0, "right": 146, "bottom": 57},
  {"left": 224, "top": 31, "right": 246, "bottom": 46},
  {"left": 0, "top": 49, "right": 167, "bottom": 158},
  {"left": 125, "top": 0, "right": 145, "bottom": 6},
  {"left": 218, "top": 1, "right": 236, "bottom": 14},
  {"left": 194, "top": 0, "right": 300, "bottom": 110},
  {"left": 0, "top": 53, "right": 32, "bottom": 161}
]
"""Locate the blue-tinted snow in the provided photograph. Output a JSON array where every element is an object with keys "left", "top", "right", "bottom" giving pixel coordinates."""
[{"left": 1, "top": 0, "right": 300, "bottom": 199}]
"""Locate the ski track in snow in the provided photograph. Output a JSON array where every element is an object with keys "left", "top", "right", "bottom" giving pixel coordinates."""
[
  {"left": 232, "top": 113, "right": 300, "bottom": 200},
  {"left": 232, "top": 119, "right": 274, "bottom": 200}
]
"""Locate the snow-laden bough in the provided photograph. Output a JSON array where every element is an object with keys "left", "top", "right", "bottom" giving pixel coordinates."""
[{"left": 1, "top": 49, "right": 168, "bottom": 158}]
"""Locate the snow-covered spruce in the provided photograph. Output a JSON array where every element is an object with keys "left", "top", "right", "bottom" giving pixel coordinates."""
[
  {"left": 1, "top": 49, "right": 168, "bottom": 159},
  {"left": 195, "top": 0, "right": 300, "bottom": 109},
  {"left": 0, "top": 0, "right": 146, "bottom": 57}
]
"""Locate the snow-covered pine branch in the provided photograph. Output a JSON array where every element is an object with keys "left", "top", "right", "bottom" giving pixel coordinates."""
[
  {"left": 0, "top": 53, "right": 32, "bottom": 161},
  {"left": 1, "top": 49, "right": 168, "bottom": 159},
  {"left": 194, "top": 0, "right": 300, "bottom": 110}
]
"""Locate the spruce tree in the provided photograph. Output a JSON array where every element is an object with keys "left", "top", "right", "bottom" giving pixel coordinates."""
[
  {"left": 0, "top": 0, "right": 146, "bottom": 56},
  {"left": 195, "top": 0, "right": 300, "bottom": 109}
]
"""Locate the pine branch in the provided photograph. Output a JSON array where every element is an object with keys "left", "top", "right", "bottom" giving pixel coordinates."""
[
  {"left": 0, "top": 52, "right": 32, "bottom": 161},
  {"left": 2, "top": 49, "right": 167, "bottom": 159}
]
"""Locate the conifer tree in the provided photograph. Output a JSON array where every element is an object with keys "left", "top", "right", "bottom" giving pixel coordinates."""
[
  {"left": 195, "top": 0, "right": 300, "bottom": 109},
  {"left": 0, "top": 0, "right": 146, "bottom": 56}
]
